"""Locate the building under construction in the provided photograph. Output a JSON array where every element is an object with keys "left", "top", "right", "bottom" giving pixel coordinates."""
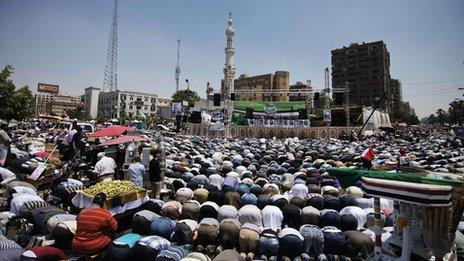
[{"left": 331, "top": 41, "right": 392, "bottom": 111}]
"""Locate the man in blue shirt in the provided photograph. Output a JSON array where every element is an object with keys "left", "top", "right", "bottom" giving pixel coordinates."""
[{"left": 129, "top": 155, "right": 146, "bottom": 187}]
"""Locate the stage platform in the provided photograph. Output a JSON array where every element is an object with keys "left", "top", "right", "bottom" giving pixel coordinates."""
[{"left": 187, "top": 123, "right": 360, "bottom": 139}]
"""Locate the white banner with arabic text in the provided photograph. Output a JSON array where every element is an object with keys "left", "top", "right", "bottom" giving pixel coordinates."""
[{"left": 247, "top": 119, "right": 310, "bottom": 128}]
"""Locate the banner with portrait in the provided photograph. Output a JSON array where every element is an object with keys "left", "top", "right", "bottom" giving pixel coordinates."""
[
  {"left": 171, "top": 102, "right": 182, "bottom": 120},
  {"left": 211, "top": 111, "right": 224, "bottom": 121},
  {"left": 209, "top": 122, "right": 225, "bottom": 131},
  {"left": 323, "top": 109, "right": 332, "bottom": 123}
]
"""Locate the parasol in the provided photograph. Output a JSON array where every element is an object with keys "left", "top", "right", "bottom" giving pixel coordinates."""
[
  {"left": 98, "top": 135, "right": 147, "bottom": 147},
  {"left": 89, "top": 125, "right": 135, "bottom": 138}
]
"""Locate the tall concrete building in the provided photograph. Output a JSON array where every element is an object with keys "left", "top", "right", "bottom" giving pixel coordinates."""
[
  {"left": 400, "top": 101, "right": 415, "bottom": 118},
  {"left": 230, "top": 71, "right": 290, "bottom": 102},
  {"left": 390, "top": 79, "right": 403, "bottom": 114},
  {"left": 46, "top": 95, "right": 82, "bottom": 117},
  {"left": 331, "top": 41, "right": 391, "bottom": 111},
  {"left": 35, "top": 92, "right": 82, "bottom": 116},
  {"left": 83, "top": 87, "right": 101, "bottom": 119},
  {"left": 98, "top": 90, "right": 158, "bottom": 119},
  {"left": 35, "top": 92, "right": 52, "bottom": 115}
]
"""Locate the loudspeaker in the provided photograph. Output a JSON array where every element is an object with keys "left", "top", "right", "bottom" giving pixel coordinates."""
[
  {"left": 245, "top": 107, "right": 254, "bottom": 118},
  {"left": 213, "top": 93, "right": 221, "bottom": 106},
  {"left": 230, "top": 93, "right": 235, "bottom": 101},
  {"left": 189, "top": 111, "right": 202, "bottom": 123},
  {"left": 299, "top": 109, "right": 307, "bottom": 119},
  {"left": 333, "top": 93, "right": 344, "bottom": 105}
]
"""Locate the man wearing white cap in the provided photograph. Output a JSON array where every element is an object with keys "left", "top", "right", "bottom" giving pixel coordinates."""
[{"left": 93, "top": 152, "right": 117, "bottom": 182}]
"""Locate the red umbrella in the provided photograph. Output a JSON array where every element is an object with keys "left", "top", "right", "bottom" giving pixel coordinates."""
[
  {"left": 89, "top": 125, "right": 135, "bottom": 138},
  {"left": 98, "top": 135, "right": 147, "bottom": 147}
]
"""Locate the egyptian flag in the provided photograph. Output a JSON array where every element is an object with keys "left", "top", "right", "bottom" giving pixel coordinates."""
[{"left": 361, "top": 147, "right": 375, "bottom": 162}]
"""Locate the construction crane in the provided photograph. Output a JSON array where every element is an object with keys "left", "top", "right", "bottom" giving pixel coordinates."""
[
  {"left": 103, "top": 0, "right": 118, "bottom": 92},
  {"left": 175, "top": 39, "right": 181, "bottom": 92}
]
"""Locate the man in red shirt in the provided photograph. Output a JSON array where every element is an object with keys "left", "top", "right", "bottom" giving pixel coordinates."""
[{"left": 72, "top": 193, "right": 118, "bottom": 256}]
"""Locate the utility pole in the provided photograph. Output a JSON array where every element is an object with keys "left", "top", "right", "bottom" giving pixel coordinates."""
[
  {"left": 345, "top": 82, "right": 350, "bottom": 126},
  {"left": 175, "top": 40, "right": 181, "bottom": 92}
]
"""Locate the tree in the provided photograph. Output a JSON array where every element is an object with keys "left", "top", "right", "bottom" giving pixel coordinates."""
[
  {"left": 118, "top": 110, "right": 129, "bottom": 124},
  {"left": 96, "top": 114, "right": 108, "bottom": 123},
  {"left": 427, "top": 114, "right": 437, "bottom": 124},
  {"left": 436, "top": 108, "right": 449, "bottom": 124},
  {"left": 406, "top": 114, "right": 420, "bottom": 125},
  {"left": 390, "top": 111, "right": 420, "bottom": 125},
  {"left": 67, "top": 106, "right": 86, "bottom": 120},
  {"left": 448, "top": 99, "right": 464, "bottom": 124},
  {"left": 172, "top": 90, "right": 200, "bottom": 107},
  {"left": 0, "top": 65, "right": 36, "bottom": 122}
]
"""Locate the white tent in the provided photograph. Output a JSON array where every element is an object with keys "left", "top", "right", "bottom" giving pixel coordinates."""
[{"left": 362, "top": 107, "right": 392, "bottom": 130}]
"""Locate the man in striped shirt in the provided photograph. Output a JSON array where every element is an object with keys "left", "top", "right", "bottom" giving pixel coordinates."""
[{"left": 72, "top": 193, "right": 118, "bottom": 256}]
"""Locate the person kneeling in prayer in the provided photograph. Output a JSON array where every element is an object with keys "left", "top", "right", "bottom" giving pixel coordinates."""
[{"left": 72, "top": 193, "right": 118, "bottom": 256}]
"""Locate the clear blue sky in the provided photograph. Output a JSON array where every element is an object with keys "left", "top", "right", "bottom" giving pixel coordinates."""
[{"left": 1, "top": 0, "right": 463, "bottom": 117}]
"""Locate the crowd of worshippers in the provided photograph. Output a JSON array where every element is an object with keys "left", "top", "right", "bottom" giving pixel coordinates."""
[
  {"left": 0, "top": 145, "right": 394, "bottom": 261},
  {"left": 147, "top": 161, "right": 386, "bottom": 261}
]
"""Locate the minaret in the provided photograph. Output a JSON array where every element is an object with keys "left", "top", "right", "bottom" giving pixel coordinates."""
[{"left": 223, "top": 12, "right": 236, "bottom": 96}]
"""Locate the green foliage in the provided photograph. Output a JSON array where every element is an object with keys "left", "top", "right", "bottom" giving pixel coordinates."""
[
  {"left": 426, "top": 114, "right": 437, "bottom": 124},
  {"left": 96, "top": 114, "right": 108, "bottom": 123},
  {"left": 435, "top": 108, "right": 449, "bottom": 124},
  {"left": 172, "top": 90, "right": 200, "bottom": 107},
  {"left": 231, "top": 114, "right": 249, "bottom": 125},
  {"left": 0, "top": 65, "right": 36, "bottom": 122},
  {"left": 118, "top": 110, "right": 130, "bottom": 124},
  {"left": 423, "top": 99, "right": 464, "bottom": 124},
  {"left": 448, "top": 99, "right": 464, "bottom": 124},
  {"left": 390, "top": 111, "right": 420, "bottom": 125},
  {"left": 407, "top": 114, "right": 420, "bottom": 125},
  {"left": 67, "top": 107, "right": 86, "bottom": 120}
]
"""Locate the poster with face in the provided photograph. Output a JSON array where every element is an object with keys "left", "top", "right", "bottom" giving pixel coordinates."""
[
  {"left": 171, "top": 102, "right": 182, "bottom": 120},
  {"left": 324, "top": 109, "right": 332, "bottom": 123}
]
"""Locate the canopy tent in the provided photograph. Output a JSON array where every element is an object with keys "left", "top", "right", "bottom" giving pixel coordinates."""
[
  {"left": 362, "top": 107, "right": 392, "bottom": 130},
  {"left": 98, "top": 135, "right": 147, "bottom": 147},
  {"left": 89, "top": 125, "right": 135, "bottom": 138}
]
